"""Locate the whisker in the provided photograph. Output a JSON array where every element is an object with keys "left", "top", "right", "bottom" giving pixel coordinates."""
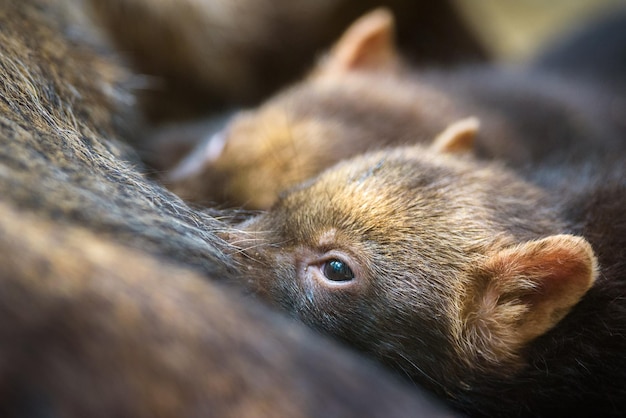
[{"left": 387, "top": 350, "right": 443, "bottom": 391}]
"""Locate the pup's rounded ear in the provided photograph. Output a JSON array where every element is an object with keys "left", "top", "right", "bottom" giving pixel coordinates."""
[
  {"left": 463, "top": 234, "right": 598, "bottom": 364},
  {"left": 312, "top": 8, "right": 399, "bottom": 77},
  {"left": 430, "top": 117, "right": 480, "bottom": 155}
]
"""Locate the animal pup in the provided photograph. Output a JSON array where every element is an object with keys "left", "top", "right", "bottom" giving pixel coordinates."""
[
  {"left": 231, "top": 123, "right": 626, "bottom": 417},
  {"left": 166, "top": 8, "right": 626, "bottom": 209}
]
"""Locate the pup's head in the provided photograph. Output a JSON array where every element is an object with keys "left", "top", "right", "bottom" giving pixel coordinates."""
[{"left": 236, "top": 128, "right": 598, "bottom": 393}]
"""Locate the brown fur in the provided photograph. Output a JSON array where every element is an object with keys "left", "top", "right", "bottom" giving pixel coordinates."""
[
  {"left": 167, "top": 8, "right": 626, "bottom": 209},
  {"left": 0, "top": 0, "right": 458, "bottom": 415},
  {"left": 232, "top": 141, "right": 626, "bottom": 416}
]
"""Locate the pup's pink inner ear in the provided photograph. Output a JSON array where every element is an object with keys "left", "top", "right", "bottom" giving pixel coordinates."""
[
  {"left": 430, "top": 117, "right": 480, "bottom": 154},
  {"left": 314, "top": 8, "right": 399, "bottom": 76},
  {"left": 465, "top": 235, "right": 598, "bottom": 364}
]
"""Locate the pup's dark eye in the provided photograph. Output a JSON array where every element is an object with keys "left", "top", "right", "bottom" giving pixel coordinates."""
[{"left": 322, "top": 259, "right": 355, "bottom": 282}]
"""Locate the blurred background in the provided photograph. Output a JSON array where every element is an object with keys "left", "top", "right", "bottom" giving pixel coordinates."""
[{"left": 457, "top": 0, "right": 626, "bottom": 61}]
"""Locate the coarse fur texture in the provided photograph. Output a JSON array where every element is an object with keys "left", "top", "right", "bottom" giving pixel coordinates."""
[
  {"left": 167, "top": 8, "right": 626, "bottom": 209},
  {"left": 0, "top": 0, "right": 459, "bottom": 416},
  {"left": 0, "top": 0, "right": 233, "bottom": 276}
]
